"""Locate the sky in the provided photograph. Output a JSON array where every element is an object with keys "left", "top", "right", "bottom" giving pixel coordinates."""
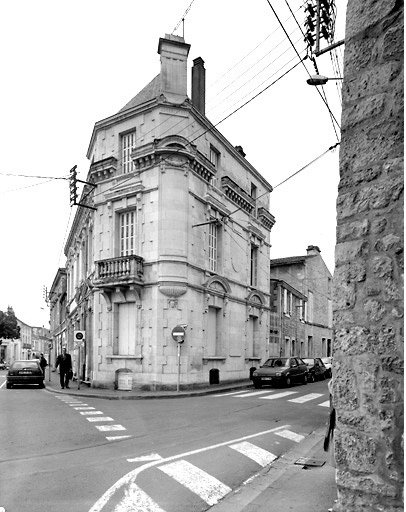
[{"left": 0, "top": 0, "right": 347, "bottom": 327}]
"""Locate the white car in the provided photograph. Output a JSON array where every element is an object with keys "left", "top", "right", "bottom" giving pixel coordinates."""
[{"left": 321, "top": 357, "right": 333, "bottom": 378}]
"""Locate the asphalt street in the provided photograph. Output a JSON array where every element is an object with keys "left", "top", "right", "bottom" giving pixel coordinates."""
[{"left": 0, "top": 371, "right": 331, "bottom": 512}]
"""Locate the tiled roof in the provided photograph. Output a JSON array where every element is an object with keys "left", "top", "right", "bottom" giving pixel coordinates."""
[
  {"left": 269, "top": 255, "right": 307, "bottom": 266},
  {"left": 118, "top": 74, "right": 161, "bottom": 113}
]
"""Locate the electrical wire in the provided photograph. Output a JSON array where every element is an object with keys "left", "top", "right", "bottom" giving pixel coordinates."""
[{"left": 264, "top": 0, "right": 341, "bottom": 132}]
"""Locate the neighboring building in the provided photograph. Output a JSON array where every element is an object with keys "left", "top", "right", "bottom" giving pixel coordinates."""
[
  {"left": 49, "top": 268, "right": 68, "bottom": 368},
  {"left": 269, "top": 245, "right": 333, "bottom": 358},
  {"left": 31, "top": 327, "right": 52, "bottom": 360},
  {"left": 17, "top": 319, "right": 32, "bottom": 360},
  {"left": 63, "top": 34, "right": 276, "bottom": 389}
]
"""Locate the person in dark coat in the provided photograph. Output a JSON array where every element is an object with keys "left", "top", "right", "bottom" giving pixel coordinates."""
[
  {"left": 39, "top": 353, "right": 47, "bottom": 377},
  {"left": 55, "top": 347, "right": 72, "bottom": 389}
]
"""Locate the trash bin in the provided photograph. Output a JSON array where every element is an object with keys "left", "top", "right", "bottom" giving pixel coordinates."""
[{"left": 116, "top": 368, "right": 133, "bottom": 391}]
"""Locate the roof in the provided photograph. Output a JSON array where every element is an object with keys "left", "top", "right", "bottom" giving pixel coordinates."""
[
  {"left": 269, "top": 255, "right": 307, "bottom": 267},
  {"left": 118, "top": 74, "right": 161, "bottom": 113}
]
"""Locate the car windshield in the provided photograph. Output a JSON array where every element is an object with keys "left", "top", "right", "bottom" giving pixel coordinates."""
[
  {"left": 263, "top": 358, "right": 289, "bottom": 368},
  {"left": 302, "top": 358, "right": 314, "bottom": 365},
  {"left": 12, "top": 361, "right": 39, "bottom": 369},
  {"left": 321, "top": 357, "right": 331, "bottom": 363}
]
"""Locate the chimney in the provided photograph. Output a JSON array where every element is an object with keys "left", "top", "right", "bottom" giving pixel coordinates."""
[
  {"left": 306, "top": 245, "right": 321, "bottom": 255},
  {"left": 192, "top": 57, "right": 206, "bottom": 115},
  {"left": 157, "top": 34, "right": 191, "bottom": 103}
]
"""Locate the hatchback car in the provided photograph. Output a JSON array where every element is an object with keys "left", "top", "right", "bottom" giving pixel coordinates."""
[
  {"left": 6, "top": 360, "right": 45, "bottom": 389},
  {"left": 321, "top": 356, "right": 333, "bottom": 378},
  {"left": 302, "top": 357, "right": 328, "bottom": 382},
  {"left": 252, "top": 357, "right": 309, "bottom": 388}
]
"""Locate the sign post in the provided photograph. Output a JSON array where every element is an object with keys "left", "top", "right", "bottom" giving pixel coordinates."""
[
  {"left": 171, "top": 325, "right": 186, "bottom": 392},
  {"left": 74, "top": 331, "right": 85, "bottom": 390},
  {"left": 48, "top": 341, "right": 53, "bottom": 382}
]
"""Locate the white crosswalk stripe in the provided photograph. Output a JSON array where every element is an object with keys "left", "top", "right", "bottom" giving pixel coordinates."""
[
  {"left": 318, "top": 400, "right": 330, "bottom": 407},
  {"left": 86, "top": 416, "right": 114, "bottom": 422},
  {"left": 259, "top": 391, "right": 298, "bottom": 400},
  {"left": 95, "top": 424, "right": 126, "bottom": 432},
  {"left": 230, "top": 441, "right": 277, "bottom": 467},
  {"left": 113, "top": 482, "right": 165, "bottom": 512},
  {"left": 79, "top": 411, "right": 104, "bottom": 415},
  {"left": 288, "top": 393, "right": 324, "bottom": 403},
  {"left": 212, "top": 390, "right": 250, "bottom": 397},
  {"left": 159, "top": 460, "right": 232, "bottom": 506},
  {"left": 233, "top": 390, "right": 275, "bottom": 398},
  {"left": 275, "top": 430, "right": 305, "bottom": 443}
]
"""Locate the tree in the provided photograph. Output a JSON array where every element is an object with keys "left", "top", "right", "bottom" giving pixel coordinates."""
[{"left": 0, "top": 307, "right": 20, "bottom": 339}]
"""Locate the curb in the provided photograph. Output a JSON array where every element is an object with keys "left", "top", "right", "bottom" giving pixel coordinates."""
[{"left": 210, "top": 428, "right": 328, "bottom": 512}]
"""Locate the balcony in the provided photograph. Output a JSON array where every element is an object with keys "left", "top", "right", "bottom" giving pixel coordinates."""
[{"left": 94, "top": 255, "right": 144, "bottom": 289}]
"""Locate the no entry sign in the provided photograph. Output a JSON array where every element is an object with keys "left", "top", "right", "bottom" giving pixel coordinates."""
[{"left": 172, "top": 325, "right": 186, "bottom": 343}]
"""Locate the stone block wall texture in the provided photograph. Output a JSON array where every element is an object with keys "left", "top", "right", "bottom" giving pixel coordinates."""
[{"left": 334, "top": 0, "right": 403, "bottom": 510}]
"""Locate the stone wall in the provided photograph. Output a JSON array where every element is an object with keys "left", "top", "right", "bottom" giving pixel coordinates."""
[{"left": 334, "top": 0, "right": 404, "bottom": 510}]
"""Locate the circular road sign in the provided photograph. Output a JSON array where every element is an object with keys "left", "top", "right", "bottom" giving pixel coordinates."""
[{"left": 172, "top": 325, "right": 186, "bottom": 344}]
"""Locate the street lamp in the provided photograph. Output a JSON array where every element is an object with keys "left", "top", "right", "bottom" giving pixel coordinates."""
[{"left": 306, "top": 74, "right": 343, "bottom": 86}]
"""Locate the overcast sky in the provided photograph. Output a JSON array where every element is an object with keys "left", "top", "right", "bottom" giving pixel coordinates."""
[{"left": 0, "top": 0, "right": 346, "bottom": 327}]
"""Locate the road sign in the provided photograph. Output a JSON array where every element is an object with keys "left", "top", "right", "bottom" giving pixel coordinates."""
[
  {"left": 171, "top": 325, "right": 185, "bottom": 343},
  {"left": 74, "top": 331, "right": 85, "bottom": 342}
]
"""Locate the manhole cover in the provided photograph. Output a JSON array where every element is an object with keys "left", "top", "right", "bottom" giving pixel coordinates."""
[{"left": 294, "top": 457, "right": 326, "bottom": 467}]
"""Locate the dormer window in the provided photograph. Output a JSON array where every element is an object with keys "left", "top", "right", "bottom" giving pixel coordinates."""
[{"left": 122, "top": 131, "right": 136, "bottom": 174}]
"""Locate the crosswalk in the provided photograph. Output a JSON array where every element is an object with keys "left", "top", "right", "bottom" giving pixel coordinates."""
[
  {"left": 91, "top": 424, "right": 309, "bottom": 512},
  {"left": 212, "top": 388, "right": 330, "bottom": 407},
  {"left": 54, "top": 395, "right": 132, "bottom": 441}
]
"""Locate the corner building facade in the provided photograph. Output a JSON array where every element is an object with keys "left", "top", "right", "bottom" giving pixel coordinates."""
[{"left": 65, "top": 35, "right": 275, "bottom": 389}]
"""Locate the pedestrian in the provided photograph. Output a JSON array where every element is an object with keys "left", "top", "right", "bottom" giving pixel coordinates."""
[
  {"left": 324, "top": 378, "right": 336, "bottom": 467},
  {"left": 39, "top": 353, "right": 47, "bottom": 377},
  {"left": 55, "top": 347, "right": 72, "bottom": 389}
]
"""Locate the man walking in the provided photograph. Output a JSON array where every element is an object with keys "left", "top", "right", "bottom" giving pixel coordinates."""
[{"left": 55, "top": 347, "right": 72, "bottom": 389}]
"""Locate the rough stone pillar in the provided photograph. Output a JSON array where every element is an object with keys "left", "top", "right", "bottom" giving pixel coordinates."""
[{"left": 334, "top": 1, "right": 404, "bottom": 511}]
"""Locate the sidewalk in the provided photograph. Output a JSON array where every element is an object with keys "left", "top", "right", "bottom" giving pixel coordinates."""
[{"left": 45, "top": 371, "right": 337, "bottom": 512}]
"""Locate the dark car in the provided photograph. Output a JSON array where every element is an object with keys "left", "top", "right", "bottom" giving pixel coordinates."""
[
  {"left": 321, "top": 357, "right": 333, "bottom": 378},
  {"left": 6, "top": 360, "right": 45, "bottom": 389},
  {"left": 302, "top": 357, "right": 328, "bottom": 382},
  {"left": 252, "top": 357, "right": 309, "bottom": 388}
]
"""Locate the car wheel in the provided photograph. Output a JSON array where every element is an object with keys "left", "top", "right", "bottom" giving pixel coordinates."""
[
  {"left": 302, "top": 373, "right": 308, "bottom": 385},
  {"left": 253, "top": 381, "right": 262, "bottom": 389},
  {"left": 309, "top": 373, "right": 315, "bottom": 383},
  {"left": 6, "top": 383, "right": 12, "bottom": 389},
  {"left": 285, "top": 376, "right": 291, "bottom": 387}
]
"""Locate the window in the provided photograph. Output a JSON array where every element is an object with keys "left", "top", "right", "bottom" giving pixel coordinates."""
[
  {"left": 120, "top": 211, "right": 136, "bottom": 256},
  {"left": 208, "top": 222, "right": 218, "bottom": 272},
  {"left": 210, "top": 146, "right": 220, "bottom": 168},
  {"left": 299, "top": 299, "right": 305, "bottom": 321},
  {"left": 250, "top": 245, "right": 258, "bottom": 287},
  {"left": 122, "top": 131, "right": 136, "bottom": 174},
  {"left": 307, "top": 291, "right": 314, "bottom": 323},
  {"left": 283, "top": 289, "right": 292, "bottom": 316}
]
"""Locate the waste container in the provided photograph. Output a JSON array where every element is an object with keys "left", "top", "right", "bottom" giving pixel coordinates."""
[{"left": 116, "top": 368, "right": 133, "bottom": 391}]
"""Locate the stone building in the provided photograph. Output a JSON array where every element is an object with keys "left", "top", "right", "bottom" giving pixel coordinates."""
[
  {"left": 63, "top": 34, "right": 275, "bottom": 389},
  {"left": 269, "top": 245, "right": 333, "bottom": 358},
  {"left": 333, "top": 0, "right": 403, "bottom": 510},
  {"left": 48, "top": 268, "right": 68, "bottom": 368}
]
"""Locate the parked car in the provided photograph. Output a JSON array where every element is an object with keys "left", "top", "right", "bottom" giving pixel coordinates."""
[
  {"left": 302, "top": 357, "right": 328, "bottom": 382},
  {"left": 321, "top": 356, "right": 333, "bottom": 378},
  {"left": 6, "top": 360, "right": 45, "bottom": 389},
  {"left": 252, "top": 357, "right": 309, "bottom": 388},
  {"left": 0, "top": 361, "right": 9, "bottom": 370}
]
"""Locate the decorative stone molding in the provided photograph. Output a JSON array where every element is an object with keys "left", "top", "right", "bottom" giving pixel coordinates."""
[{"left": 158, "top": 285, "right": 187, "bottom": 298}]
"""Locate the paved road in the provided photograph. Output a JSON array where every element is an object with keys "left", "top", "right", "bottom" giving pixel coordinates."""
[{"left": 0, "top": 371, "right": 330, "bottom": 512}]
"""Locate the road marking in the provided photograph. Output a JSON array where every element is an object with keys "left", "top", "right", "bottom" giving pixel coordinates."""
[
  {"left": 288, "top": 393, "right": 324, "bottom": 403},
  {"left": 107, "top": 435, "right": 132, "bottom": 441},
  {"left": 73, "top": 406, "right": 96, "bottom": 410},
  {"left": 159, "top": 460, "right": 232, "bottom": 506},
  {"left": 86, "top": 417, "right": 114, "bottom": 422},
  {"left": 230, "top": 441, "right": 277, "bottom": 467},
  {"left": 127, "top": 453, "right": 163, "bottom": 463},
  {"left": 259, "top": 391, "right": 298, "bottom": 400},
  {"left": 69, "top": 403, "right": 88, "bottom": 406},
  {"left": 79, "top": 411, "right": 104, "bottom": 416},
  {"left": 95, "top": 424, "right": 126, "bottom": 432},
  {"left": 318, "top": 400, "right": 330, "bottom": 407},
  {"left": 233, "top": 390, "right": 275, "bottom": 397},
  {"left": 112, "top": 482, "right": 165, "bottom": 512},
  {"left": 0, "top": 380, "right": 6, "bottom": 389},
  {"left": 89, "top": 424, "right": 290, "bottom": 512},
  {"left": 212, "top": 390, "right": 251, "bottom": 397},
  {"left": 275, "top": 430, "right": 305, "bottom": 443}
]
